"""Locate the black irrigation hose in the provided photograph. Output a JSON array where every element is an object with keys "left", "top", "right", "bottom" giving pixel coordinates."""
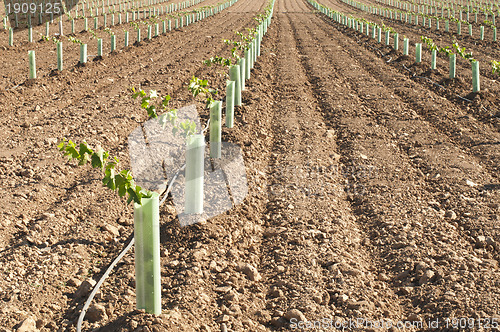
[
  {"left": 346, "top": 24, "right": 492, "bottom": 112},
  {"left": 402, "top": 64, "right": 447, "bottom": 89},
  {"left": 401, "top": 64, "right": 492, "bottom": 114},
  {"left": 76, "top": 169, "right": 180, "bottom": 332},
  {"left": 77, "top": 118, "right": 210, "bottom": 332}
]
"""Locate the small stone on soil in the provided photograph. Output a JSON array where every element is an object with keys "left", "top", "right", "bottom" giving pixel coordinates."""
[
  {"left": 103, "top": 224, "right": 120, "bottom": 237},
  {"left": 75, "top": 279, "right": 97, "bottom": 298},
  {"left": 239, "top": 263, "right": 262, "bottom": 282},
  {"left": 16, "top": 316, "right": 37, "bottom": 332},
  {"left": 86, "top": 304, "right": 107, "bottom": 322},
  {"left": 444, "top": 210, "right": 457, "bottom": 220},
  {"left": 283, "top": 309, "right": 306, "bottom": 322},
  {"left": 419, "top": 270, "right": 435, "bottom": 285}
]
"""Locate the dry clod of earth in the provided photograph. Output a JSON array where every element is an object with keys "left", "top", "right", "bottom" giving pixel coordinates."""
[
  {"left": 237, "top": 263, "right": 262, "bottom": 281},
  {"left": 66, "top": 277, "right": 82, "bottom": 288},
  {"left": 283, "top": 308, "right": 306, "bottom": 322},
  {"left": 103, "top": 223, "right": 120, "bottom": 238},
  {"left": 15, "top": 317, "right": 37, "bottom": 332},
  {"left": 418, "top": 269, "right": 435, "bottom": 285},
  {"left": 199, "top": 324, "right": 211, "bottom": 332},
  {"left": 86, "top": 304, "right": 108, "bottom": 323},
  {"left": 74, "top": 279, "right": 97, "bottom": 298},
  {"left": 444, "top": 209, "right": 457, "bottom": 220}
]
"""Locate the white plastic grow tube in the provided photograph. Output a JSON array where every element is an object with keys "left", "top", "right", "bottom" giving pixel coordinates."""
[{"left": 76, "top": 120, "right": 210, "bottom": 332}]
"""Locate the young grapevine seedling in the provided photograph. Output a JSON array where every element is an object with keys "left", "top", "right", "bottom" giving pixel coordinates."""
[
  {"left": 89, "top": 29, "right": 98, "bottom": 39},
  {"left": 203, "top": 56, "right": 232, "bottom": 67},
  {"left": 130, "top": 21, "right": 140, "bottom": 30},
  {"left": 492, "top": 60, "right": 500, "bottom": 75},
  {"left": 68, "top": 36, "right": 84, "bottom": 45},
  {"left": 131, "top": 88, "right": 165, "bottom": 119},
  {"left": 221, "top": 27, "right": 258, "bottom": 63},
  {"left": 58, "top": 140, "right": 153, "bottom": 205},
  {"left": 131, "top": 88, "right": 197, "bottom": 137},
  {"left": 439, "top": 45, "right": 453, "bottom": 56},
  {"left": 381, "top": 22, "right": 395, "bottom": 33},
  {"left": 421, "top": 36, "right": 438, "bottom": 51},
  {"left": 188, "top": 76, "right": 218, "bottom": 109},
  {"left": 223, "top": 39, "right": 244, "bottom": 60},
  {"left": 104, "top": 27, "right": 115, "bottom": 36},
  {"left": 452, "top": 41, "right": 474, "bottom": 62}
]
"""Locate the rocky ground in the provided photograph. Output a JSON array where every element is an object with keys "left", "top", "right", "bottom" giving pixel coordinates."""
[{"left": 0, "top": 0, "right": 499, "bottom": 331}]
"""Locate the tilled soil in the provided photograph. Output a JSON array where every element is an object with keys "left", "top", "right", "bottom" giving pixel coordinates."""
[{"left": 0, "top": 0, "right": 499, "bottom": 331}]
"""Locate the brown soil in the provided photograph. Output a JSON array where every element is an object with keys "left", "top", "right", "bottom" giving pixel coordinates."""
[{"left": 0, "top": 0, "right": 499, "bottom": 331}]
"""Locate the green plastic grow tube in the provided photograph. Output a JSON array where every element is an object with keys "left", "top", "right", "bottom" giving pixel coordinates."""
[
  {"left": 449, "top": 53, "right": 456, "bottom": 79},
  {"left": 134, "top": 192, "right": 161, "bottom": 315},
  {"left": 210, "top": 101, "right": 222, "bottom": 158},
  {"left": 238, "top": 58, "right": 246, "bottom": 91},
  {"left": 185, "top": 135, "right": 205, "bottom": 214},
  {"left": 229, "top": 64, "right": 242, "bottom": 106},
  {"left": 28, "top": 50, "right": 36, "bottom": 79},
  {"left": 226, "top": 81, "right": 235, "bottom": 128},
  {"left": 57, "top": 42, "right": 63, "bottom": 71},
  {"left": 80, "top": 44, "right": 87, "bottom": 64},
  {"left": 415, "top": 43, "right": 422, "bottom": 63},
  {"left": 472, "top": 60, "right": 480, "bottom": 92}
]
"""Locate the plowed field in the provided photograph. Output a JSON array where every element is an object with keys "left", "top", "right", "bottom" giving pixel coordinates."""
[{"left": 0, "top": 0, "right": 499, "bottom": 331}]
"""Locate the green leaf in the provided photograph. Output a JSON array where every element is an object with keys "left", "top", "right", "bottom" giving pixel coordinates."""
[
  {"left": 79, "top": 142, "right": 93, "bottom": 158},
  {"left": 64, "top": 140, "right": 80, "bottom": 159},
  {"left": 57, "top": 139, "right": 67, "bottom": 151},
  {"left": 147, "top": 105, "right": 157, "bottom": 118},
  {"left": 161, "top": 95, "right": 171, "bottom": 107},
  {"left": 126, "top": 186, "right": 143, "bottom": 205},
  {"left": 141, "top": 97, "right": 151, "bottom": 109},
  {"left": 115, "top": 170, "right": 132, "bottom": 188},
  {"left": 77, "top": 144, "right": 92, "bottom": 166},
  {"left": 117, "top": 181, "right": 127, "bottom": 197},
  {"left": 158, "top": 113, "right": 167, "bottom": 128},
  {"left": 103, "top": 167, "right": 116, "bottom": 190},
  {"left": 91, "top": 147, "right": 108, "bottom": 169}
]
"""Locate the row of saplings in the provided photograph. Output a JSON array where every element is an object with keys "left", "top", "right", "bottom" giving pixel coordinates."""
[{"left": 57, "top": 3, "right": 275, "bottom": 331}]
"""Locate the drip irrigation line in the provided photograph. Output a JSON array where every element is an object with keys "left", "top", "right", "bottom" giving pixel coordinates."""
[
  {"left": 323, "top": 4, "right": 496, "bottom": 118},
  {"left": 402, "top": 63, "right": 471, "bottom": 93},
  {"left": 76, "top": 118, "right": 212, "bottom": 332},
  {"left": 5, "top": 84, "right": 20, "bottom": 91},
  {"left": 77, "top": 164, "right": 181, "bottom": 332},
  {"left": 455, "top": 94, "right": 473, "bottom": 103},
  {"left": 75, "top": 0, "right": 276, "bottom": 325},
  {"left": 201, "top": 118, "right": 210, "bottom": 134},
  {"left": 159, "top": 164, "right": 185, "bottom": 206},
  {"left": 76, "top": 235, "right": 135, "bottom": 331},
  {"left": 354, "top": 28, "right": 494, "bottom": 118},
  {"left": 401, "top": 64, "right": 492, "bottom": 116}
]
